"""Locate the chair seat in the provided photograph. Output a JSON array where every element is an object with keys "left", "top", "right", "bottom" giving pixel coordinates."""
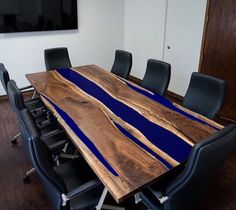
[
  {"left": 54, "top": 158, "right": 103, "bottom": 210},
  {"left": 54, "top": 158, "right": 99, "bottom": 192},
  {"left": 39, "top": 120, "right": 63, "bottom": 138}
]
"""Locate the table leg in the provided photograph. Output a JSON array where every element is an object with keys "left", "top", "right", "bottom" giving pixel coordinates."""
[
  {"left": 96, "top": 187, "right": 108, "bottom": 210},
  {"left": 96, "top": 187, "right": 125, "bottom": 210},
  {"left": 134, "top": 193, "right": 141, "bottom": 204}
]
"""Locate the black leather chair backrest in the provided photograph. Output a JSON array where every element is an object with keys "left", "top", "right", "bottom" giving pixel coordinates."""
[
  {"left": 163, "top": 124, "right": 236, "bottom": 210},
  {"left": 183, "top": 72, "right": 226, "bottom": 119},
  {"left": 19, "top": 109, "right": 39, "bottom": 161},
  {"left": 20, "top": 108, "right": 67, "bottom": 210},
  {"left": 32, "top": 133, "right": 68, "bottom": 210},
  {"left": 7, "top": 80, "right": 25, "bottom": 117},
  {"left": 111, "top": 50, "right": 132, "bottom": 79},
  {"left": 19, "top": 109, "right": 40, "bottom": 140},
  {"left": 0, "top": 63, "right": 10, "bottom": 94},
  {"left": 44, "top": 47, "right": 72, "bottom": 71},
  {"left": 141, "top": 59, "right": 171, "bottom": 96}
]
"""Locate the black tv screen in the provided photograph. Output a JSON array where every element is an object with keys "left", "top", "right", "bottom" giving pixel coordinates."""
[{"left": 0, "top": 0, "right": 78, "bottom": 33}]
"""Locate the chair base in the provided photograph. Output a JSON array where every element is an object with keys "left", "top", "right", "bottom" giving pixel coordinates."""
[
  {"left": 23, "top": 175, "right": 30, "bottom": 183},
  {"left": 23, "top": 168, "right": 35, "bottom": 183},
  {"left": 11, "top": 132, "right": 21, "bottom": 144}
]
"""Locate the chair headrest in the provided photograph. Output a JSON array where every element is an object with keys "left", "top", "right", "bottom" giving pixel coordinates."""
[{"left": 0, "top": 63, "right": 10, "bottom": 93}]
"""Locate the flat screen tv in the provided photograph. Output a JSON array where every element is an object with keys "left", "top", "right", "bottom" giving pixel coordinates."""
[{"left": 0, "top": 0, "right": 78, "bottom": 33}]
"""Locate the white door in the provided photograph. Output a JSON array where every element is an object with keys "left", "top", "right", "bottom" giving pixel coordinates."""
[{"left": 163, "top": 0, "right": 207, "bottom": 96}]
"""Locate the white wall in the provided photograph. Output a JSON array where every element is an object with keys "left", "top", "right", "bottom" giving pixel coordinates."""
[
  {"left": 124, "top": 0, "right": 207, "bottom": 96},
  {"left": 0, "top": 0, "right": 124, "bottom": 95},
  {"left": 124, "top": 0, "right": 166, "bottom": 79}
]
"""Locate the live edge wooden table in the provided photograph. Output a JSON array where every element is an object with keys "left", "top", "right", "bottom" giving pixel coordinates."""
[{"left": 26, "top": 65, "right": 223, "bottom": 209}]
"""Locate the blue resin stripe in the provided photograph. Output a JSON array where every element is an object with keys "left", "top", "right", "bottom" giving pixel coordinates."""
[
  {"left": 56, "top": 68, "right": 192, "bottom": 163},
  {"left": 113, "top": 120, "right": 173, "bottom": 169},
  {"left": 123, "top": 81, "right": 219, "bottom": 130},
  {"left": 41, "top": 94, "right": 119, "bottom": 177}
]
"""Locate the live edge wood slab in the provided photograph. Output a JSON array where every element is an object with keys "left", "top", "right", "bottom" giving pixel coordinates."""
[{"left": 26, "top": 65, "right": 222, "bottom": 203}]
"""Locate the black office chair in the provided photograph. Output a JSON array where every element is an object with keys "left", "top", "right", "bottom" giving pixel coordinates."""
[
  {"left": 0, "top": 63, "right": 39, "bottom": 103},
  {"left": 44, "top": 47, "right": 72, "bottom": 71},
  {"left": 183, "top": 72, "right": 226, "bottom": 119},
  {"left": 0, "top": 63, "right": 10, "bottom": 93},
  {"left": 111, "top": 50, "right": 132, "bottom": 79},
  {"left": 141, "top": 59, "right": 171, "bottom": 96},
  {"left": 19, "top": 108, "right": 103, "bottom": 210},
  {"left": 7, "top": 80, "right": 62, "bottom": 144},
  {"left": 7, "top": 79, "right": 45, "bottom": 143},
  {"left": 20, "top": 108, "right": 68, "bottom": 152},
  {"left": 7, "top": 80, "right": 42, "bottom": 116},
  {"left": 140, "top": 124, "right": 236, "bottom": 210},
  {"left": 19, "top": 109, "right": 76, "bottom": 182}
]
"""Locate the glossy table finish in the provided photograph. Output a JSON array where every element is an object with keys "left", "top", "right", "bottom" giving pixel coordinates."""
[{"left": 26, "top": 65, "right": 222, "bottom": 203}]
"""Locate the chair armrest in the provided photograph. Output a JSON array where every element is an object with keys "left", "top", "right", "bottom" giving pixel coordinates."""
[
  {"left": 19, "top": 85, "right": 33, "bottom": 91},
  {"left": 32, "top": 106, "right": 46, "bottom": 113},
  {"left": 41, "top": 129, "right": 64, "bottom": 139},
  {"left": 59, "top": 153, "right": 79, "bottom": 160},
  {"left": 148, "top": 187, "right": 168, "bottom": 204},
  {"left": 48, "top": 139, "right": 68, "bottom": 151},
  {"left": 61, "top": 178, "right": 101, "bottom": 206}
]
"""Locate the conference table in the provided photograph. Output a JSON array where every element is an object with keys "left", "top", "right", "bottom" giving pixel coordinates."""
[{"left": 26, "top": 65, "right": 223, "bottom": 208}]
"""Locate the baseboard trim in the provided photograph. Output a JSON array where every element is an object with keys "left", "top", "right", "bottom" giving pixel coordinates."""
[
  {"left": 165, "top": 90, "right": 183, "bottom": 101},
  {"left": 0, "top": 89, "right": 34, "bottom": 102},
  {"left": 128, "top": 75, "right": 142, "bottom": 85},
  {"left": 0, "top": 94, "right": 8, "bottom": 101}
]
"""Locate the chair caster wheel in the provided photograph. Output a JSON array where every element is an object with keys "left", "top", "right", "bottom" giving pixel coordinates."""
[
  {"left": 11, "top": 139, "right": 18, "bottom": 145},
  {"left": 23, "top": 175, "right": 30, "bottom": 183}
]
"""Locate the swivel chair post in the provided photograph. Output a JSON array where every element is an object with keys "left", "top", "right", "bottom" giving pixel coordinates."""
[{"left": 32, "top": 90, "right": 37, "bottom": 99}]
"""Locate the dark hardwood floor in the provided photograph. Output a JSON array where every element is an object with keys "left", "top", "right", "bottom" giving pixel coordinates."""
[
  {"left": 0, "top": 93, "right": 236, "bottom": 210},
  {"left": 0, "top": 96, "right": 52, "bottom": 210}
]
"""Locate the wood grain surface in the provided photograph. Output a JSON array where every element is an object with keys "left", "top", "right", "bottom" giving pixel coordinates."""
[
  {"left": 73, "top": 65, "right": 220, "bottom": 143},
  {"left": 26, "top": 65, "right": 221, "bottom": 202}
]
